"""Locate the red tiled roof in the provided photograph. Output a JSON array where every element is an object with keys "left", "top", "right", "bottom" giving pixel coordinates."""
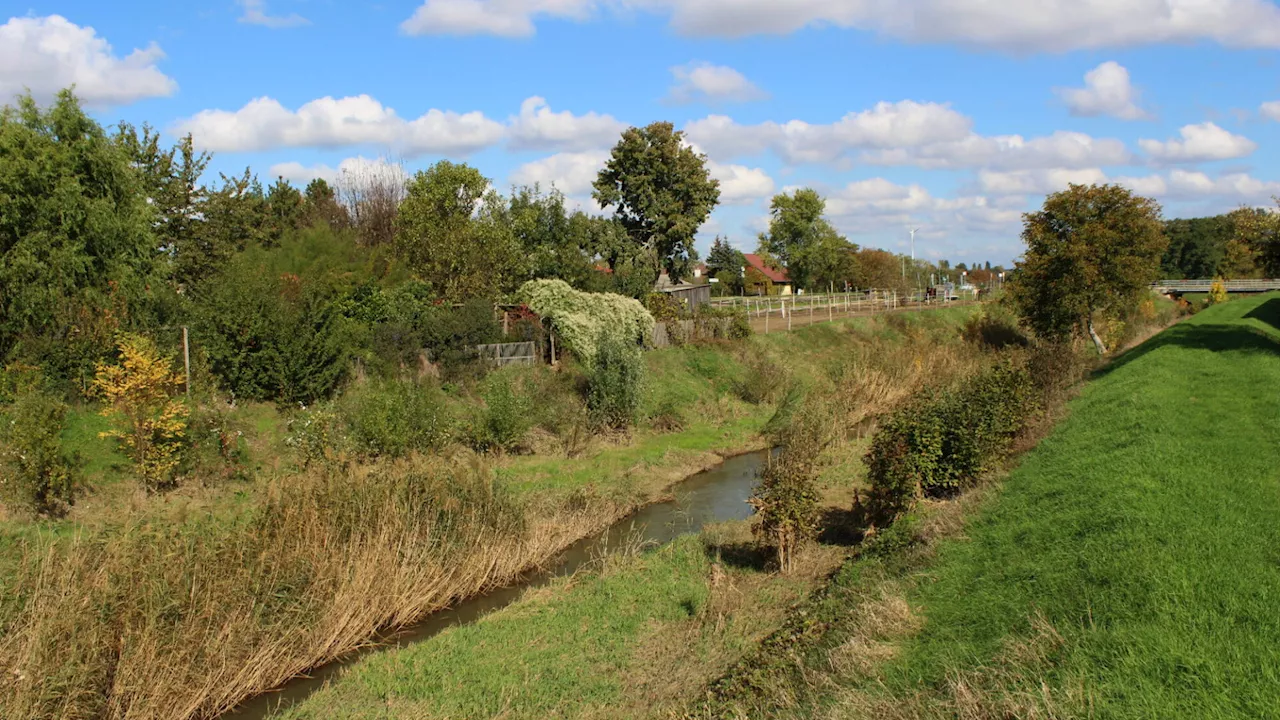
[{"left": 744, "top": 254, "right": 791, "bottom": 283}]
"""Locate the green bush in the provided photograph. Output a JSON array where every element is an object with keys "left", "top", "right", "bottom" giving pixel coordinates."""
[
  {"left": 181, "top": 403, "right": 250, "bottom": 484},
  {"left": 865, "top": 358, "right": 1038, "bottom": 522},
  {"left": 736, "top": 352, "right": 788, "bottom": 404},
  {"left": 587, "top": 334, "right": 644, "bottom": 430},
  {"left": 285, "top": 406, "right": 348, "bottom": 467},
  {"left": 467, "top": 369, "right": 535, "bottom": 453},
  {"left": 0, "top": 390, "right": 79, "bottom": 517},
  {"left": 340, "top": 378, "right": 454, "bottom": 458},
  {"left": 519, "top": 279, "right": 654, "bottom": 366},
  {"left": 962, "top": 305, "right": 1030, "bottom": 350},
  {"left": 750, "top": 397, "right": 828, "bottom": 573}
]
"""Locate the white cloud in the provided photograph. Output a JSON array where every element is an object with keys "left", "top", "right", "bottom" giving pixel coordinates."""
[
  {"left": 820, "top": 178, "right": 1024, "bottom": 242},
  {"left": 684, "top": 101, "right": 972, "bottom": 164},
  {"left": 975, "top": 166, "right": 1280, "bottom": 203},
  {"left": 1055, "top": 61, "right": 1149, "bottom": 120},
  {"left": 398, "top": 0, "right": 1280, "bottom": 51},
  {"left": 668, "top": 62, "right": 768, "bottom": 104},
  {"left": 977, "top": 168, "right": 1111, "bottom": 196},
  {"left": 172, "top": 95, "right": 505, "bottom": 156},
  {"left": 270, "top": 156, "right": 410, "bottom": 186},
  {"left": 507, "top": 96, "right": 626, "bottom": 152},
  {"left": 1260, "top": 101, "right": 1280, "bottom": 121},
  {"left": 237, "top": 0, "right": 310, "bottom": 28},
  {"left": 401, "top": 0, "right": 593, "bottom": 37},
  {"left": 508, "top": 150, "right": 609, "bottom": 195},
  {"left": 1164, "top": 169, "right": 1280, "bottom": 199},
  {"left": 708, "top": 162, "right": 775, "bottom": 204},
  {"left": 864, "top": 130, "right": 1131, "bottom": 171},
  {"left": 1138, "top": 122, "right": 1257, "bottom": 163},
  {"left": 0, "top": 15, "right": 176, "bottom": 106}
]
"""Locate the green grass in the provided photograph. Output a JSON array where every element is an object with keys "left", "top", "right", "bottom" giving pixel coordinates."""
[
  {"left": 724, "top": 293, "right": 1280, "bottom": 718},
  {"left": 276, "top": 535, "right": 715, "bottom": 719}
]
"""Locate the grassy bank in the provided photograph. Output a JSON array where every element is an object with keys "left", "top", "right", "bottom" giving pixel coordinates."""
[
  {"left": 697, "top": 294, "right": 1280, "bottom": 719},
  {"left": 0, "top": 305, "right": 980, "bottom": 720}
]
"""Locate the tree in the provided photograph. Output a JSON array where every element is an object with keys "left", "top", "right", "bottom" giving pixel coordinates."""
[
  {"left": 302, "top": 178, "right": 351, "bottom": 230},
  {"left": 179, "top": 169, "right": 269, "bottom": 287},
  {"left": 0, "top": 91, "right": 161, "bottom": 385},
  {"left": 593, "top": 122, "right": 720, "bottom": 283},
  {"left": 94, "top": 334, "right": 189, "bottom": 491},
  {"left": 115, "top": 123, "right": 210, "bottom": 263},
  {"left": 855, "top": 248, "right": 905, "bottom": 291},
  {"left": 758, "top": 188, "right": 856, "bottom": 290},
  {"left": 1007, "top": 184, "right": 1167, "bottom": 355},
  {"left": 394, "top": 161, "right": 522, "bottom": 301},
  {"left": 1229, "top": 205, "right": 1280, "bottom": 277},
  {"left": 705, "top": 236, "right": 747, "bottom": 294},
  {"left": 265, "top": 176, "right": 306, "bottom": 242},
  {"left": 1161, "top": 215, "right": 1231, "bottom": 279},
  {"left": 339, "top": 159, "right": 406, "bottom": 247}
]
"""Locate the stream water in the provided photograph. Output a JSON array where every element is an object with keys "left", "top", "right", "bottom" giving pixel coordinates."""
[{"left": 225, "top": 448, "right": 771, "bottom": 719}]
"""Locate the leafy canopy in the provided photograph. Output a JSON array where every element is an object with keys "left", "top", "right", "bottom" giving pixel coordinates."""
[
  {"left": 592, "top": 121, "right": 720, "bottom": 283},
  {"left": 1007, "top": 183, "right": 1167, "bottom": 352}
]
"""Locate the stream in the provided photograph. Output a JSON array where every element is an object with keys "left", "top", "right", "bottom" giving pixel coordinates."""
[{"left": 225, "top": 448, "right": 771, "bottom": 719}]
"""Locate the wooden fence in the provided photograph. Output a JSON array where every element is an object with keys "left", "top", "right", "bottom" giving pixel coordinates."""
[{"left": 474, "top": 341, "right": 538, "bottom": 367}]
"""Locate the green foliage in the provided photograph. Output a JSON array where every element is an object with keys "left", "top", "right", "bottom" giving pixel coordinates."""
[
  {"left": 1007, "top": 183, "right": 1167, "bottom": 354},
  {"left": 0, "top": 91, "right": 162, "bottom": 385},
  {"left": 758, "top": 188, "right": 858, "bottom": 291},
  {"left": 1161, "top": 214, "right": 1232, "bottom": 279},
  {"left": 338, "top": 378, "right": 454, "bottom": 459},
  {"left": 467, "top": 369, "right": 535, "bottom": 453},
  {"left": 750, "top": 397, "right": 827, "bottom": 573},
  {"left": 284, "top": 406, "right": 348, "bottom": 468},
  {"left": 395, "top": 161, "right": 522, "bottom": 301},
  {"left": 303, "top": 178, "right": 351, "bottom": 230},
  {"left": 518, "top": 279, "right": 654, "bottom": 366},
  {"left": 705, "top": 236, "right": 747, "bottom": 294},
  {"left": 191, "top": 241, "right": 354, "bottom": 405},
  {"left": 592, "top": 121, "right": 721, "bottom": 282},
  {"left": 866, "top": 359, "right": 1039, "bottom": 522},
  {"left": 0, "top": 389, "right": 79, "bottom": 517},
  {"left": 587, "top": 334, "right": 645, "bottom": 430},
  {"left": 181, "top": 403, "right": 250, "bottom": 484},
  {"left": 735, "top": 352, "right": 788, "bottom": 404},
  {"left": 961, "top": 304, "right": 1030, "bottom": 350}
]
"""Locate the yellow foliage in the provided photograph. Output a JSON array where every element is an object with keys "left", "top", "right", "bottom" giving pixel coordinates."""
[
  {"left": 94, "top": 334, "right": 189, "bottom": 490},
  {"left": 1208, "top": 278, "right": 1229, "bottom": 305}
]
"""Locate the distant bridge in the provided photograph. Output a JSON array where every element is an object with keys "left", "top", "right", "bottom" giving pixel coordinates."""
[{"left": 1153, "top": 279, "right": 1280, "bottom": 295}]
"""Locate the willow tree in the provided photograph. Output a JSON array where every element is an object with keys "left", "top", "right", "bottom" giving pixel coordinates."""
[{"left": 1007, "top": 183, "right": 1167, "bottom": 355}]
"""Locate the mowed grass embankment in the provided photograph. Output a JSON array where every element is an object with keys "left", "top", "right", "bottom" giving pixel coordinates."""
[{"left": 721, "top": 293, "right": 1280, "bottom": 719}]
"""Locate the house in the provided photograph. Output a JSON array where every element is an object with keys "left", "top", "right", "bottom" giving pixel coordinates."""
[
  {"left": 691, "top": 263, "right": 708, "bottom": 279},
  {"left": 743, "top": 254, "right": 794, "bottom": 296}
]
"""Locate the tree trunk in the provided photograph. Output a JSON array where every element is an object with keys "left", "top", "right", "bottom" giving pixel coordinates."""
[{"left": 1087, "top": 315, "right": 1108, "bottom": 355}]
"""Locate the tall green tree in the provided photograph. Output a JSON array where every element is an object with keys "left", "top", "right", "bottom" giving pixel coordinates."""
[
  {"left": 705, "top": 236, "right": 747, "bottom": 294},
  {"left": 302, "top": 178, "right": 350, "bottom": 230},
  {"left": 178, "top": 169, "right": 269, "bottom": 287},
  {"left": 1161, "top": 215, "right": 1231, "bottom": 279},
  {"left": 265, "top": 176, "right": 306, "bottom": 242},
  {"left": 1007, "top": 184, "right": 1167, "bottom": 355},
  {"left": 114, "top": 123, "right": 210, "bottom": 265},
  {"left": 499, "top": 184, "right": 599, "bottom": 287},
  {"left": 394, "top": 161, "right": 522, "bottom": 301},
  {"left": 592, "top": 122, "right": 720, "bottom": 283},
  {"left": 0, "top": 91, "right": 161, "bottom": 383},
  {"left": 758, "top": 188, "right": 856, "bottom": 290}
]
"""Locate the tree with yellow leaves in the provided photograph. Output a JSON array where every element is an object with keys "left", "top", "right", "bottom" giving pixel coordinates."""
[
  {"left": 1208, "top": 278, "right": 1229, "bottom": 305},
  {"left": 94, "top": 334, "right": 189, "bottom": 491}
]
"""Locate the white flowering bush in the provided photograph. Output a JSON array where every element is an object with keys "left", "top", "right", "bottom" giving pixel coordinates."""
[{"left": 517, "top": 280, "right": 655, "bottom": 365}]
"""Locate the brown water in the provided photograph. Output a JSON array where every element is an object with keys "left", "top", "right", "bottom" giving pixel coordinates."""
[{"left": 224, "top": 448, "right": 770, "bottom": 720}]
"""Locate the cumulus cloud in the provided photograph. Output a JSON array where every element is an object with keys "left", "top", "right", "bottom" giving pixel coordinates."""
[
  {"left": 507, "top": 96, "right": 626, "bottom": 152},
  {"left": 172, "top": 95, "right": 504, "bottom": 156},
  {"left": 1261, "top": 101, "right": 1280, "bottom": 121},
  {"left": 1055, "top": 61, "right": 1149, "bottom": 120},
  {"left": 1138, "top": 122, "right": 1257, "bottom": 163},
  {"left": 684, "top": 101, "right": 972, "bottom": 164},
  {"left": 708, "top": 162, "right": 775, "bottom": 204},
  {"left": 401, "top": 0, "right": 593, "bottom": 36},
  {"left": 508, "top": 150, "right": 609, "bottom": 195},
  {"left": 863, "top": 131, "right": 1131, "bottom": 171},
  {"left": 399, "top": 0, "right": 1280, "bottom": 51},
  {"left": 975, "top": 166, "right": 1280, "bottom": 204},
  {"left": 820, "top": 178, "right": 1024, "bottom": 241},
  {"left": 976, "top": 168, "right": 1110, "bottom": 196},
  {"left": 668, "top": 62, "right": 768, "bottom": 104},
  {"left": 270, "top": 156, "right": 410, "bottom": 186},
  {"left": 237, "top": 0, "right": 310, "bottom": 28},
  {"left": 0, "top": 15, "right": 177, "bottom": 106}
]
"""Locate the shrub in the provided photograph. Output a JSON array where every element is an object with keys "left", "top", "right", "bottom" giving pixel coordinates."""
[
  {"left": 519, "top": 279, "right": 654, "bottom": 366},
  {"left": 1208, "top": 278, "right": 1228, "bottom": 305},
  {"left": 736, "top": 352, "right": 788, "bottom": 404},
  {"left": 93, "top": 334, "right": 189, "bottom": 492},
  {"left": 285, "top": 406, "right": 348, "bottom": 467},
  {"left": 339, "top": 377, "right": 454, "bottom": 458},
  {"left": 181, "top": 403, "right": 250, "bottom": 484},
  {"left": 648, "top": 395, "right": 686, "bottom": 433},
  {"left": 728, "top": 310, "right": 753, "bottom": 340},
  {"left": 865, "top": 358, "right": 1038, "bottom": 522},
  {"left": 0, "top": 390, "right": 79, "bottom": 517},
  {"left": 962, "top": 306, "right": 1029, "bottom": 350},
  {"left": 467, "top": 369, "right": 535, "bottom": 453},
  {"left": 749, "top": 397, "right": 829, "bottom": 573},
  {"left": 587, "top": 334, "right": 644, "bottom": 430}
]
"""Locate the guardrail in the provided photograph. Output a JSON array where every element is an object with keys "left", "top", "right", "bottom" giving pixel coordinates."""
[{"left": 1153, "top": 279, "right": 1280, "bottom": 292}]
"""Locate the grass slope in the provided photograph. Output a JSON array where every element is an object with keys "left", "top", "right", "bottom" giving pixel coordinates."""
[{"left": 847, "top": 294, "right": 1280, "bottom": 717}]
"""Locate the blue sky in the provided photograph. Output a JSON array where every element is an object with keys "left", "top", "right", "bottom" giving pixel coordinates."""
[{"left": 6, "top": 1, "right": 1280, "bottom": 265}]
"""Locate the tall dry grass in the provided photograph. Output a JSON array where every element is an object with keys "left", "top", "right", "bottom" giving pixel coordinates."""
[{"left": 0, "top": 459, "right": 603, "bottom": 720}]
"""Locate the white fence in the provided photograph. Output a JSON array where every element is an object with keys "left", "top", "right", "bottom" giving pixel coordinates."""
[{"left": 474, "top": 341, "right": 538, "bottom": 366}]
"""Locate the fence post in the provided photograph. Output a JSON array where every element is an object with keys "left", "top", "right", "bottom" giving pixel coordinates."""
[
  {"left": 787, "top": 299, "right": 792, "bottom": 331},
  {"left": 182, "top": 326, "right": 191, "bottom": 397}
]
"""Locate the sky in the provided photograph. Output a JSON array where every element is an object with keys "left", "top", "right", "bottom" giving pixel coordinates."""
[{"left": 5, "top": 1, "right": 1280, "bottom": 265}]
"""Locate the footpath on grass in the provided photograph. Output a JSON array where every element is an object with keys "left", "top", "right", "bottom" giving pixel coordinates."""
[{"left": 705, "top": 293, "right": 1280, "bottom": 719}]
